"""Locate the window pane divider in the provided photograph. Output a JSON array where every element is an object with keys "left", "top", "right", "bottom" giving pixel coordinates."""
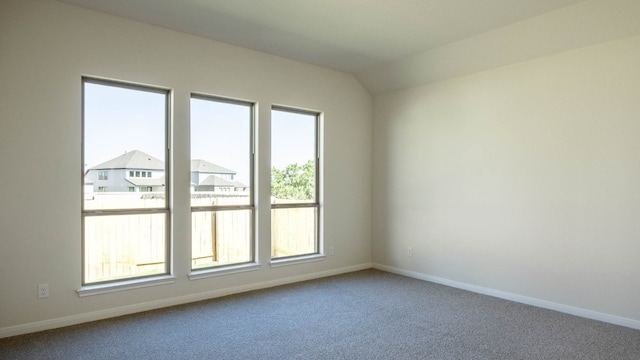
[
  {"left": 191, "top": 205, "right": 254, "bottom": 212},
  {"left": 83, "top": 208, "right": 168, "bottom": 216},
  {"left": 271, "top": 203, "right": 318, "bottom": 209}
]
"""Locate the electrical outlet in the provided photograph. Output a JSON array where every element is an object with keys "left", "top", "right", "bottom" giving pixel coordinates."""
[
  {"left": 38, "top": 284, "right": 49, "bottom": 299},
  {"left": 407, "top": 247, "right": 413, "bottom": 257}
]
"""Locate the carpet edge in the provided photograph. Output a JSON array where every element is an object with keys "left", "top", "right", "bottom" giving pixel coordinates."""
[{"left": 372, "top": 263, "right": 640, "bottom": 331}]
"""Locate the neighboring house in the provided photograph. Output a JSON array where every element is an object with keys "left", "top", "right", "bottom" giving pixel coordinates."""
[
  {"left": 190, "top": 159, "right": 248, "bottom": 192},
  {"left": 85, "top": 151, "right": 247, "bottom": 193},
  {"left": 191, "top": 159, "right": 236, "bottom": 182},
  {"left": 196, "top": 175, "right": 249, "bottom": 192},
  {"left": 84, "top": 150, "right": 165, "bottom": 192}
]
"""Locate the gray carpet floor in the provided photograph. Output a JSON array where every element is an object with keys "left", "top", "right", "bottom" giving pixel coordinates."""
[{"left": 1, "top": 269, "right": 639, "bottom": 359}]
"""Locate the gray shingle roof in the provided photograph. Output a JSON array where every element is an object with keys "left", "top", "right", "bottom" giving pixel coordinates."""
[
  {"left": 90, "top": 150, "right": 164, "bottom": 170},
  {"left": 198, "top": 175, "right": 236, "bottom": 187},
  {"left": 229, "top": 180, "right": 249, "bottom": 188},
  {"left": 191, "top": 159, "right": 236, "bottom": 174},
  {"left": 198, "top": 176, "right": 248, "bottom": 189},
  {"left": 89, "top": 152, "right": 237, "bottom": 178}
]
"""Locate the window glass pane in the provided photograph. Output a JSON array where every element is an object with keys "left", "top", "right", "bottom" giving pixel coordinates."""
[
  {"left": 84, "top": 213, "right": 166, "bottom": 284},
  {"left": 83, "top": 82, "right": 166, "bottom": 210},
  {"left": 83, "top": 79, "right": 169, "bottom": 285},
  {"left": 271, "top": 207, "right": 317, "bottom": 258},
  {"left": 190, "top": 98, "right": 251, "bottom": 207},
  {"left": 271, "top": 108, "right": 319, "bottom": 260},
  {"left": 192, "top": 210, "right": 252, "bottom": 268},
  {"left": 271, "top": 110, "right": 316, "bottom": 204}
]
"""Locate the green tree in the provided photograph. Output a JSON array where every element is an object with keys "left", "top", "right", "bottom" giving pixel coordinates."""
[{"left": 271, "top": 160, "right": 315, "bottom": 201}]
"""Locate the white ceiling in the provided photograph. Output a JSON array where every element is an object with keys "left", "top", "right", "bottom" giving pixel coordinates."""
[{"left": 57, "top": 0, "right": 640, "bottom": 93}]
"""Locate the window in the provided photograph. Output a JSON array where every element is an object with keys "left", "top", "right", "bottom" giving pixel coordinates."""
[
  {"left": 190, "top": 95, "right": 254, "bottom": 270},
  {"left": 136, "top": 171, "right": 140, "bottom": 177},
  {"left": 271, "top": 107, "right": 320, "bottom": 259},
  {"left": 82, "top": 78, "right": 170, "bottom": 285}
]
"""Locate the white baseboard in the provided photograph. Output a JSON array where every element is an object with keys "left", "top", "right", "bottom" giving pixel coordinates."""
[
  {"left": 0, "top": 263, "right": 372, "bottom": 339},
  {"left": 373, "top": 263, "right": 640, "bottom": 330}
]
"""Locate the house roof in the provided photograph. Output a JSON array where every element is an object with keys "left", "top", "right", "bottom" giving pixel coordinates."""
[
  {"left": 90, "top": 150, "right": 164, "bottom": 170},
  {"left": 89, "top": 152, "right": 238, "bottom": 176},
  {"left": 228, "top": 180, "right": 249, "bottom": 189},
  {"left": 191, "top": 159, "right": 236, "bottom": 174},
  {"left": 198, "top": 175, "right": 236, "bottom": 187},
  {"left": 198, "top": 175, "right": 247, "bottom": 188}
]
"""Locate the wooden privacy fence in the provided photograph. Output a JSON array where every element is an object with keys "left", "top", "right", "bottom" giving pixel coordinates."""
[
  {"left": 85, "top": 194, "right": 315, "bottom": 282},
  {"left": 271, "top": 207, "right": 316, "bottom": 257},
  {"left": 84, "top": 213, "right": 166, "bottom": 283},
  {"left": 191, "top": 209, "right": 252, "bottom": 268},
  {"left": 191, "top": 206, "right": 315, "bottom": 264}
]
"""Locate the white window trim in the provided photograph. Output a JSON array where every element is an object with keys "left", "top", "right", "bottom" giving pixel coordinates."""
[
  {"left": 77, "top": 275, "right": 176, "bottom": 297},
  {"left": 270, "top": 254, "right": 326, "bottom": 268},
  {"left": 188, "top": 262, "right": 261, "bottom": 280}
]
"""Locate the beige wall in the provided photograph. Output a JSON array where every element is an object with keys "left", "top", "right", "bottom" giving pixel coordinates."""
[
  {"left": 4, "top": 0, "right": 640, "bottom": 337},
  {"left": 0, "top": 0, "right": 372, "bottom": 335},
  {"left": 373, "top": 34, "right": 640, "bottom": 324}
]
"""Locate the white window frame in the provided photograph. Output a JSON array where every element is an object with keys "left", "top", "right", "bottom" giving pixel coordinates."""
[
  {"left": 80, "top": 77, "right": 172, "bottom": 290},
  {"left": 270, "top": 105, "right": 322, "bottom": 262},
  {"left": 188, "top": 94, "right": 257, "bottom": 276}
]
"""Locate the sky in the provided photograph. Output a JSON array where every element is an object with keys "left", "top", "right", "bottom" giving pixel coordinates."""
[
  {"left": 84, "top": 81, "right": 316, "bottom": 185},
  {"left": 271, "top": 109, "right": 316, "bottom": 170},
  {"left": 190, "top": 97, "right": 251, "bottom": 184},
  {"left": 84, "top": 82, "right": 166, "bottom": 169}
]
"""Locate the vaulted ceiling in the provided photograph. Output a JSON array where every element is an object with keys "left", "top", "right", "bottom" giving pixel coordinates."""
[{"left": 57, "top": 0, "right": 640, "bottom": 93}]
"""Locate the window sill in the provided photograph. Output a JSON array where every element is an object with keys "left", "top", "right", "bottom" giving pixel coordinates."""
[
  {"left": 270, "top": 254, "right": 325, "bottom": 268},
  {"left": 77, "top": 275, "right": 176, "bottom": 297},
  {"left": 188, "top": 262, "right": 261, "bottom": 280}
]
